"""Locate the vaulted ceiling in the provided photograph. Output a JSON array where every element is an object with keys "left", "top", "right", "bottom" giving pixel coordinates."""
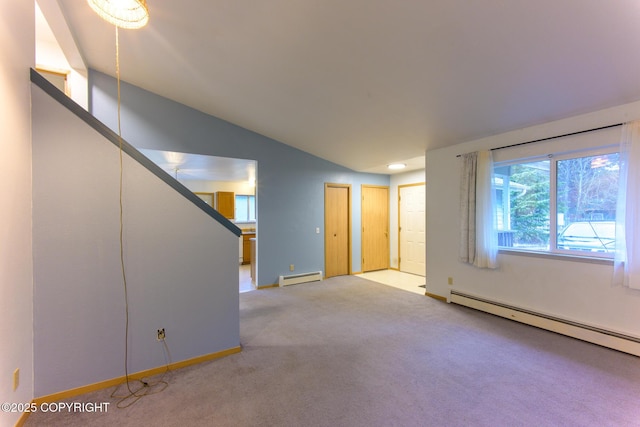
[{"left": 53, "top": 0, "right": 640, "bottom": 174}]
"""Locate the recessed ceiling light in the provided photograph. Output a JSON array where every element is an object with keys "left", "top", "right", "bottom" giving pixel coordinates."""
[{"left": 387, "top": 163, "right": 407, "bottom": 170}]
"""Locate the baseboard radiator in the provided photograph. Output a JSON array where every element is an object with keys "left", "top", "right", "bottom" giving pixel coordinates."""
[
  {"left": 450, "top": 290, "right": 640, "bottom": 357},
  {"left": 278, "top": 271, "right": 323, "bottom": 287}
]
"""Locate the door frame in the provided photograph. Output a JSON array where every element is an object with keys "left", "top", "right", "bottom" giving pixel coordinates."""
[
  {"left": 398, "top": 182, "right": 426, "bottom": 275},
  {"left": 324, "top": 183, "right": 352, "bottom": 277}
]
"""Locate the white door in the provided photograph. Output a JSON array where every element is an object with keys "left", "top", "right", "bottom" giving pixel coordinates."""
[{"left": 399, "top": 184, "right": 426, "bottom": 276}]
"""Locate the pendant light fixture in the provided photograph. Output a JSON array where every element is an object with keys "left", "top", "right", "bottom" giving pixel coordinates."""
[{"left": 87, "top": 0, "right": 149, "bottom": 29}]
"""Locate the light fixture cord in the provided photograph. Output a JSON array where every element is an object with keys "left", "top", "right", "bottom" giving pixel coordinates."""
[
  {"left": 115, "top": 24, "right": 134, "bottom": 395},
  {"left": 112, "top": 24, "right": 170, "bottom": 409}
]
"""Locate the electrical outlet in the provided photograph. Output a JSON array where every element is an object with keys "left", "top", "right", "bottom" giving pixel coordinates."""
[
  {"left": 13, "top": 368, "right": 19, "bottom": 391},
  {"left": 448, "top": 277, "right": 454, "bottom": 285},
  {"left": 157, "top": 328, "right": 165, "bottom": 341},
  {"left": 290, "top": 264, "right": 294, "bottom": 272}
]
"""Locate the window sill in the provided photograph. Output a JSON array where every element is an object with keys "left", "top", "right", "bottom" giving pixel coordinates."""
[{"left": 498, "top": 248, "right": 613, "bottom": 265}]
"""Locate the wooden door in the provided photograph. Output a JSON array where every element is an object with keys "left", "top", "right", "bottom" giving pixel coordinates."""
[
  {"left": 399, "top": 183, "right": 426, "bottom": 276},
  {"left": 362, "top": 185, "right": 389, "bottom": 272},
  {"left": 325, "top": 184, "right": 350, "bottom": 278}
]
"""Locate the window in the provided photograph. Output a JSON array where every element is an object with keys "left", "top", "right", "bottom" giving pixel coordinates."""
[
  {"left": 235, "top": 195, "right": 256, "bottom": 222},
  {"left": 494, "top": 148, "right": 619, "bottom": 257}
]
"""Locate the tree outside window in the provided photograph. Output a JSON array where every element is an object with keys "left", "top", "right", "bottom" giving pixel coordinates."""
[{"left": 494, "top": 149, "right": 618, "bottom": 257}]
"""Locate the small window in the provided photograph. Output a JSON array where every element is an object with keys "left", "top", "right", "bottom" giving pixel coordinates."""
[
  {"left": 494, "top": 148, "right": 619, "bottom": 258},
  {"left": 235, "top": 195, "right": 256, "bottom": 222}
]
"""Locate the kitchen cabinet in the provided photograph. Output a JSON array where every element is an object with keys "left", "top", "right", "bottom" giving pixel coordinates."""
[
  {"left": 250, "top": 238, "right": 256, "bottom": 283},
  {"left": 242, "top": 232, "right": 255, "bottom": 265},
  {"left": 216, "top": 191, "right": 235, "bottom": 219}
]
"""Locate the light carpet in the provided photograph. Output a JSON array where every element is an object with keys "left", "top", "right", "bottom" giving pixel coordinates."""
[{"left": 24, "top": 275, "right": 640, "bottom": 426}]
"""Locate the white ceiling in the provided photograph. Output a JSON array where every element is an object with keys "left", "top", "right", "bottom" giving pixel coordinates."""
[
  {"left": 139, "top": 149, "right": 256, "bottom": 182},
  {"left": 50, "top": 1, "right": 640, "bottom": 175}
]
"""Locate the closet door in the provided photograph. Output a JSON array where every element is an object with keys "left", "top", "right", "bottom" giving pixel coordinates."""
[
  {"left": 362, "top": 185, "right": 389, "bottom": 272},
  {"left": 325, "top": 184, "right": 350, "bottom": 278}
]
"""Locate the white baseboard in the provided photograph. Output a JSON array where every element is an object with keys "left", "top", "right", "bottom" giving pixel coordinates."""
[{"left": 450, "top": 290, "right": 640, "bottom": 357}]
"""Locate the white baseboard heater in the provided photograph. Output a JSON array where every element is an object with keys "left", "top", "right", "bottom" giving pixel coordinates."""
[
  {"left": 450, "top": 290, "right": 640, "bottom": 357},
  {"left": 278, "top": 271, "right": 323, "bottom": 287}
]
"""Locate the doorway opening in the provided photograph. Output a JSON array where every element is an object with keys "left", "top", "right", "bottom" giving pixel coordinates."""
[{"left": 139, "top": 149, "right": 258, "bottom": 293}]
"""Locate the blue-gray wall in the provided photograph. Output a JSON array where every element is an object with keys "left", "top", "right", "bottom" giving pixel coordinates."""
[
  {"left": 89, "top": 70, "right": 390, "bottom": 286},
  {"left": 32, "top": 82, "right": 240, "bottom": 396}
]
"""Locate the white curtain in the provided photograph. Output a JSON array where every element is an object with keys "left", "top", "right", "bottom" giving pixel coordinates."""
[
  {"left": 459, "top": 150, "right": 498, "bottom": 269},
  {"left": 613, "top": 121, "right": 640, "bottom": 289}
]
